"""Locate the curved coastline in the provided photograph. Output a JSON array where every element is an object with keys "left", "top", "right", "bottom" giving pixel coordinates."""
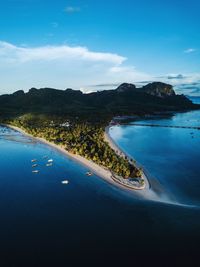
[
  {"left": 105, "top": 125, "right": 150, "bottom": 190},
  {"left": 3, "top": 123, "right": 179, "bottom": 204},
  {"left": 105, "top": 125, "right": 184, "bottom": 205},
  {"left": 4, "top": 124, "right": 135, "bottom": 192}
]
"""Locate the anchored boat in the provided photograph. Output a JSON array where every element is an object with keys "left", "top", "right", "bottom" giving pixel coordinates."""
[
  {"left": 32, "top": 164, "right": 38, "bottom": 168},
  {"left": 62, "top": 180, "right": 69, "bottom": 185},
  {"left": 46, "top": 163, "right": 53, "bottom": 167},
  {"left": 86, "top": 171, "right": 93, "bottom": 176},
  {"left": 32, "top": 170, "right": 39, "bottom": 174}
]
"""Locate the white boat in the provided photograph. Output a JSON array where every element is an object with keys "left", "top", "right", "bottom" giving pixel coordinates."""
[
  {"left": 62, "top": 180, "right": 69, "bottom": 185},
  {"left": 32, "top": 170, "right": 39, "bottom": 173},
  {"left": 48, "top": 159, "right": 53, "bottom": 163},
  {"left": 86, "top": 171, "right": 93, "bottom": 176},
  {"left": 46, "top": 163, "right": 53, "bottom": 167},
  {"left": 32, "top": 164, "right": 38, "bottom": 168},
  {"left": 31, "top": 159, "right": 37, "bottom": 162}
]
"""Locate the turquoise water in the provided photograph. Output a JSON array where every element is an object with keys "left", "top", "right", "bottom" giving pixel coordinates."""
[
  {"left": 189, "top": 96, "right": 200, "bottom": 104},
  {"left": 1, "top": 105, "right": 200, "bottom": 265},
  {"left": 110, "top": 99, "right": 200, "bottom": 205}
]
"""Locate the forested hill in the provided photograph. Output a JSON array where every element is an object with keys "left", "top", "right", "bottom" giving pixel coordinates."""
[{"left": 0, "top": 82, "right": 199, "bottom": 121}]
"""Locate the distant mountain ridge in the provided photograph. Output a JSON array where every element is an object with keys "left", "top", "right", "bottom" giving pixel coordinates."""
[
  {"left": 0, "top": 82, "right": 199, "bottom": 120},
  {"left": 116, "top": 82, "right": 175, "bottom": 97},
  {"left": 142, "top": 82, "right": 175, "bottom": 97}
]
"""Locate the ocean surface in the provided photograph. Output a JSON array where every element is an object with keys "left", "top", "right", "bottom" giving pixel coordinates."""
[
  {"left": 1, "top": 98, "right": 200, "bottom": 266},
  {"left": 110, "top": 97, "right": 200, "bottom": 206}
]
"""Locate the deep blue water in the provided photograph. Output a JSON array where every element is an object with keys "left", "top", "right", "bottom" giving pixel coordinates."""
[{"left": 1, "top": 106, "right": 200, "bottom": 266}]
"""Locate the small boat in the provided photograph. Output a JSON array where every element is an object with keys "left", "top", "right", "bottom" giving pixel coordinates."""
[
  {"left": 42, "top": 155, "right": 48, "bottom": 159},
  {"left": 86, "top": 171, "right": 93, "bottom": 176},
  {"left": 32, "top": 164, "right": 38, "bottom": 168},
  {"left": 31, "top": 159, "right": 37, "bottom": 162},
  {"left": 62, "top": 180, "right": 69, "bottom": 185},
  {"left": 46, "top": 163, "right": 53, "bottom": 167},
  {"left": 48, "top": 159, "right": 53, "bottom": 163},
  {"left": 32, "top": 170, "right": 39, "bottom": 173}
]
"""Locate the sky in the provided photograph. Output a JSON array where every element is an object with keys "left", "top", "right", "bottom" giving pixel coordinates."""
[{"left": 0, "top": 0, "right": 200, "bottom": 95}]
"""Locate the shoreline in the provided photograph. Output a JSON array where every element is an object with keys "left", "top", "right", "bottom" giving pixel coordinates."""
[
  {"left": 3, "top": 124, "right": 138, "bottom": 193},
  {"left": 105, "top": 125, "right": 150, "bottom": 190},
  {"left": 104, "top": 124, "right": 180, "bottom": 204},
  {"left": 2, "top": 123, "right": 176, "bottom": 204}
]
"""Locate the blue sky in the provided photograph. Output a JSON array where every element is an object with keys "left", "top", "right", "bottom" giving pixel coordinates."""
[{"left": 0, "top": 0, "right": 200, "bottom": 95}]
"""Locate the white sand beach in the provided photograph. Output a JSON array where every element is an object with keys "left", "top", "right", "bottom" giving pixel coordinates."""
[
  {"left": 5, "top": 125, "right": 128, "bottom": 191},
  {"left": 104, "top": 125, "right": 179, "bottom": 204},
  {"left": 4, "top": 124, "right": 178, "bottom": 204}
]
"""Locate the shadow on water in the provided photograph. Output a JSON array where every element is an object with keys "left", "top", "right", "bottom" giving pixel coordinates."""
[{"left": 1, "top": 126, "right": 200, "bottom": 266}]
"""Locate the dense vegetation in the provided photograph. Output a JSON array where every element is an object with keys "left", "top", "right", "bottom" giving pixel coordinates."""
[
  {"left": 0, "top": 82, "right": 199, "bottom": 180},
  {"left": 0, "top": 82, "right": 199, "bottom": 122},
  {"left": 7, "top": 114, "right": 141, "bottom": 179}
]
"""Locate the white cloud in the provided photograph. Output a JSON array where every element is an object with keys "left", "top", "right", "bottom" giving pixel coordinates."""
[
  {"left": 0, "top": 41, "right": 150, "bottom": 93},
  {"left": 158, "top": 72, "right": 200, "bottom": 96},
  {"left": 0, "top": 41, "right": 199, "bottom": 96},
  {"left": 0, "top": 41, "right": 126, "bottom": 65},
  {"left": 65, "top": 6, "right": 80, "bottom": 13},
  {"left": 108, "top": 65, "right": 152, "bottom": 82},
  {"left": 1, "top": 41, "right": 199, "bottom": 96},
  {"left": 184, "top": 48, "right": 197, "bottom": 54}
]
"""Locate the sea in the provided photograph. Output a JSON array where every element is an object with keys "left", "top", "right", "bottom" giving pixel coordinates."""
[{"left": 0, "top": 97, "right": 200, "bottom": 266}]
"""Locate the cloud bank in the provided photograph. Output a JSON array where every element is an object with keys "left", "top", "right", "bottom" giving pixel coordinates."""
[
  {"left": 0, "top": 41, "right": 199, "bottom": 95},
  {"left": 0, "top": 41, "right": 126, "bottom": 65},
  {"left": 158, "top": 73, "right": 200, "bottom": 96},
  {"left": 184, "top": 48, "right": 197, "bottom": 54},
  {"left": 0, "top": 41, "right": 151, "bottom": 93}
]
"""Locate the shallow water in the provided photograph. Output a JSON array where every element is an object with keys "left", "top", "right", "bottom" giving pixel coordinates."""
[
  {"left": 110, "top": 106, "right": 200, "bottom": 206},
  {"left": 1, "top": 121, "right": 200, "bottom": 266}
]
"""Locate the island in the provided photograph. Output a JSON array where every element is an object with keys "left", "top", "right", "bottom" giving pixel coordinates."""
[{"left": 0, "top": 82, "right": 199, "bottom": 191}]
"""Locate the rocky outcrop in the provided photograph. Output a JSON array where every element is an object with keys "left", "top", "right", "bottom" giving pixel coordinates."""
[
  {"left": 116, "top": 82, "right": 176, "bottom": 98},
  {"left": 142, "top": 82, "right": 176, "bottom": 98},
  {"left": 116, "top": 83, "right": 137, "bottom": 93},
  {"left": 0, "top": 81, "right": 198, "bottom": 120}
]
